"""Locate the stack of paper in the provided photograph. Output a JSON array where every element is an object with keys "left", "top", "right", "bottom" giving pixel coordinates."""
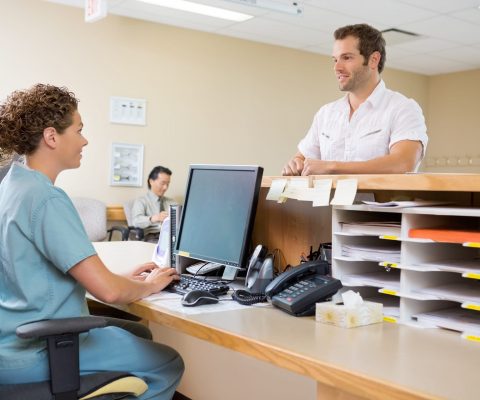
[
  {"left": 412, "top": 258, "right": 480, "bottom": 274},
  {"left": 412, "top": 282, "right": 480, "bottom": 303},
  {"left": 341, "top": 243, "right": 401, "bottom": 262},
  {"left": 340, "top": 221, "right": 401, "bottom": 236},
  {"left": 362, "top": 200, "right": 451, "bottom": 209},
  {"left": 415, "top": 307, "right": 480, "bottom": 334},
  {"left": 342, "top": 271, "right": 401, "bottom": 290}
]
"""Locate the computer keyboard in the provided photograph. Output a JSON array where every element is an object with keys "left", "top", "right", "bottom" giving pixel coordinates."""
[{"left": 166, "top": 274, "right": 230, "bottom": 296}]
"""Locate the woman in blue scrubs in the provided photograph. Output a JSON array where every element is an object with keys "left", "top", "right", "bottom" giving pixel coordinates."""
[{"left": 0, "top": 84, "right": 184, "bottom": 399}]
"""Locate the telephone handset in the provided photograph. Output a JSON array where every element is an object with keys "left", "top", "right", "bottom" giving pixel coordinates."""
[
  {"left": 265, "top": 260, "right": 342, "bottom": 317},
  {"left": 245, "top": 244, "right": 273, "bottom": 294}
]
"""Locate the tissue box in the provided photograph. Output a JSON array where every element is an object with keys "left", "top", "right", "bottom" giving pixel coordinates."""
[{"left": 315, "top": 301, "right": 383, "bottom": 328}]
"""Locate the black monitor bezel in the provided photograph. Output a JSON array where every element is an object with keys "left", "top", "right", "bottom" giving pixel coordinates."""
[{"left": 174, "top": 164, "right": 263, "bottom": 269}]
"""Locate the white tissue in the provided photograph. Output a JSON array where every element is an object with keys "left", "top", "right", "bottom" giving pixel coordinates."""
[{"left": 342, "top": 290, "right": 364, "bottom": 308}]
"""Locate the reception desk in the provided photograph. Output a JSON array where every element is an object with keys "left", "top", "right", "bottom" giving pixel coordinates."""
[{"left": 101, "top": 173, "right": 480, "bottom": 400}]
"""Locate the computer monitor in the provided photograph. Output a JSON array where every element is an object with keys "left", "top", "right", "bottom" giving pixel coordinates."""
[{"left": 174, "top": 164, "right": 263, "bottom": 280}]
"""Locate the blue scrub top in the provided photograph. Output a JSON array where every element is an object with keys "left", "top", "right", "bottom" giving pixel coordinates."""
[{"left": 0, "top": 163, "right": 96, "bottom": 369}]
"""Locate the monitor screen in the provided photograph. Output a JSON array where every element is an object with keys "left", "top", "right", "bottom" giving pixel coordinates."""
[{"left": 174, "top": 164, "right": 263, "bottom": 271}]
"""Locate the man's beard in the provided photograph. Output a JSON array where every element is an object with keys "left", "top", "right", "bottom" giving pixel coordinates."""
[{"left": 339, "top": 65, "right": 370, "bottom": 92}]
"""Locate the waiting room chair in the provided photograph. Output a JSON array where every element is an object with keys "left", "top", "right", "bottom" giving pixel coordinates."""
[
  {"left": 72, "top": 197, "right": 129, "bottom": 242},
  {"left": 0, "top": 316, "right": 148, "bottom": 400},
  {"left": 122, "top": 199, "right": 145, "bottom": 241}
]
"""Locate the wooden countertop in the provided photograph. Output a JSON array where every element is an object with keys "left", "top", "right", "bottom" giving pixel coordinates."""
[{"left": 262, "top": 173, "right": 480, "bottom": 192}]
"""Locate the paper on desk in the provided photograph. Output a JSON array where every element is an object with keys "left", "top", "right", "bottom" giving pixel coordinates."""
[
  {"left": 266, "top": 179, "right": 288, "bottom": 201},
  {"left": 330, "top": 179, "right": 357, "bottom": 206},
  {"left": 143, "top": 291, "right": 183, "bottom": 301},
  {"left": 147, "top": 294, "right": 272, "bottom": 315}
]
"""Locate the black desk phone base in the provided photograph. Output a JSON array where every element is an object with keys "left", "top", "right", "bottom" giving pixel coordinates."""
[{"left": 265, "top": 260, "right": 342, "bottom": 316}]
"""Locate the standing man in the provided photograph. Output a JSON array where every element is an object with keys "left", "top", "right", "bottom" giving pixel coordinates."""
[
  {"left": 283, "top": 24, "right": 428, "bottom": 176},
  {"left": 132, "top": 165, "right": 175, "bottom": 242}
]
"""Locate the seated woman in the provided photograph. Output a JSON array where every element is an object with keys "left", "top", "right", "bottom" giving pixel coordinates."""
[
  {"left": 132, "top": 166, "right": 175, "bottom": 242},
  {"left": 0, "top": 84, "right": 184, "bottom": 399}
]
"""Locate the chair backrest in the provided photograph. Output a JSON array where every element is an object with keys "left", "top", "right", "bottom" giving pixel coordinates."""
[
  {"left": 123, "top": 199, "right": 136, "bottom": 227},
  {"left": 0, "top": 154, "right": 24, "bottom": 183},
  {"left": 72, "top": 197, "right": 107, "bottom": 242}
]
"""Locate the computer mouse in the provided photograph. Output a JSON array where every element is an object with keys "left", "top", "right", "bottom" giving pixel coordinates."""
[{"left": 181, "top": 290, "right": 220, "bottom": 307}]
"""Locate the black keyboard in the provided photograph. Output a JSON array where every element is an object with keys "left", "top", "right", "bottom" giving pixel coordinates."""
[{"left": 166, "top": 274, "right": 230, "bottom": 296}]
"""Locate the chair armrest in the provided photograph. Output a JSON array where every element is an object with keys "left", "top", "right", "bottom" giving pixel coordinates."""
[{"left": 16, "top": 316, "right": 107, "bottom": 339}]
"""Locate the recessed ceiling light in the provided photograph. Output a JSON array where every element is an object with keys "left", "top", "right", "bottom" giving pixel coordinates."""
[{"left": 136, "top": 0, "right": 253, "bottom": 22}]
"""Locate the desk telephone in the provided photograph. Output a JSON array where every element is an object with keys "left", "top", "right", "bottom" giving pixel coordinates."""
[{"left": 265, "top": 260, "right": 342, "bottom": 317}]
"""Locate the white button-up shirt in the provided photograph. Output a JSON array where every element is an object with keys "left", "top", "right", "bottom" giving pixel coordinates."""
[{"left": 298, "top": 80, "right": 428, "bottom": 169}]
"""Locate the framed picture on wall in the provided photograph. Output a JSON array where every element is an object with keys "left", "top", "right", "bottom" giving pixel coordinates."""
[{"left": 110, "top": 142, "right": 144, "bottom": 187}]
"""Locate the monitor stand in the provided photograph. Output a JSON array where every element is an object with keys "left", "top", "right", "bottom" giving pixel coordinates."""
[{"left": 222, "top": 266, "right": 239, "bottom": 281}]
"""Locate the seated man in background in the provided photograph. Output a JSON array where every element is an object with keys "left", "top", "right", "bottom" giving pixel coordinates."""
[
  {"left": 283, "top": 23, "right": 428, "bottom": 176},
  {"left": 133, "top": 165, "right": 175, "bottom": 242}
]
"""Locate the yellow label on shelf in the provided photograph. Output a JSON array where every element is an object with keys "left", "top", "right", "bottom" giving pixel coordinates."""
[
  {"left": 463, "top": 303, "right": 480, "bottom": 311},
  {"left": 463, "top": 334, "right": 480, "bottom": 343},
  {"left": 463, "top": 273, "right": 480, "bottom": 280},
  {"left": 383, "top": 316, "right": 397, "bottom": 323},
  {"left": 379, "top": 288, "right": 398, "bottom": 296},
  {"left": 380, "top": 235, "right": 398, "bottom": 241},
  {"left": 380, "top": 262, "right": 398, "bottom": 268},
  {"left": 464, "top": 242, "right": 480, "bottom": 248},
  {"left": 178, "top": 251, "right": 190, "bottom": 257}
]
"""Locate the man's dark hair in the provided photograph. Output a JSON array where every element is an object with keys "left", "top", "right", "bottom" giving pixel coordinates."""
[
  {"left": 334, "top": 24, "right": 386, "bottom": 73},
  {"left": 147, "top": 165, "right": 172, "bottom": 189}
]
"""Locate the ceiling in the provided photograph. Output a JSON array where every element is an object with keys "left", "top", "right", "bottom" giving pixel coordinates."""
[{"left": 48, "top": 0, "right": 480, "bottom": 75}]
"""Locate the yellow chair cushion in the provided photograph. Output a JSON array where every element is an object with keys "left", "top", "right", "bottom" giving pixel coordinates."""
[{"left": 80, "top": 376, "right": 148, "bottom": 399}]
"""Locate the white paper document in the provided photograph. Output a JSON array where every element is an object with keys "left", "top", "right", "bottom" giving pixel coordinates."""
[
  {"left": 146, "top": 295, "right": 272, "bottom": 315},
  {"left": 412, "top": 282, "right": 480, "bottom": 303},
  {"left": 279, "top": 178, "right": 309, "bottom": 202},
  {"left": 339, "top": 221, "right": 401, "bottom": 237},
  {"left": 330, "top": 179, "right": 358, "bottom": 206},
  {"left": 266, "top": 178, "right": 288, "bottom": 201},
  {"left": 412, "top": 258, "right": 480, "bottom": 274},
  {"left": 415, "top": 307, "right": 480, "bottom": 334},
  {"left": 362, "top": 200, "right": 450, "bottom": 209},
  {"left": 342, "top": 270, "right": 401, "bottom": 290},
  {"left": 341, "top": 243, "right": 401, "bottom": 263},
  {"left": 313, "top": 178, "right": 333, "bottom": 207}
]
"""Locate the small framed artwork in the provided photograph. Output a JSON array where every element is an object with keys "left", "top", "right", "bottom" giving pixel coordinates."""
[{"left": 110, "top": 142, "right": 144, "bottom": 187}]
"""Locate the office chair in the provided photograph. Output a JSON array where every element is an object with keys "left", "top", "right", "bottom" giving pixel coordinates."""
[
  {"left": 72, "top": 197, "right": 129, "bottom": 242},
  {"left": 122, "top": 200, "right": 145, "bottom": 241},
  {"left": 0, "top": 316, "right": 148, "bottom": 400}
]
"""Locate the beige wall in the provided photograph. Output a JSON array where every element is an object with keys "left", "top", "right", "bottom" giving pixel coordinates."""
[
  {"left": 424, "top": 69, "right": 480, "bottom": 172},
  {"left": 2, "top": 0, "right": 471, "bottom": 205}
]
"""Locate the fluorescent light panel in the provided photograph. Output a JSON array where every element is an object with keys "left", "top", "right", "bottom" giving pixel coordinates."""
[
  {"left": 225, "top": 0, "right": 302, "bottom": 16},
  {"left": 136, "top": 0, "right": 253, "bottom": 21}
]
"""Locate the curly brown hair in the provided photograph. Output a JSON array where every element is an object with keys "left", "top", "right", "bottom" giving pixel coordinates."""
[
  {"left": 0, "top": 84, "right": 78, "bottom": 157},
  {"left": 334, "top": 24, "right": 386, "bottom": 73}
]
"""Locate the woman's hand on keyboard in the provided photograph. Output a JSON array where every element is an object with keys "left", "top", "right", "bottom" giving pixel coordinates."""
[
  {"left": 145, "top": 267, "right": 180, "bottom": 292},
  {"left": 128, "top": 261, "right": 158, "bottom": 281}
]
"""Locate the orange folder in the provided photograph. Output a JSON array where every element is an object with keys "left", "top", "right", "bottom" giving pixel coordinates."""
[{"left": 408, "top": 228, "right": 480, "bottom": 243}]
